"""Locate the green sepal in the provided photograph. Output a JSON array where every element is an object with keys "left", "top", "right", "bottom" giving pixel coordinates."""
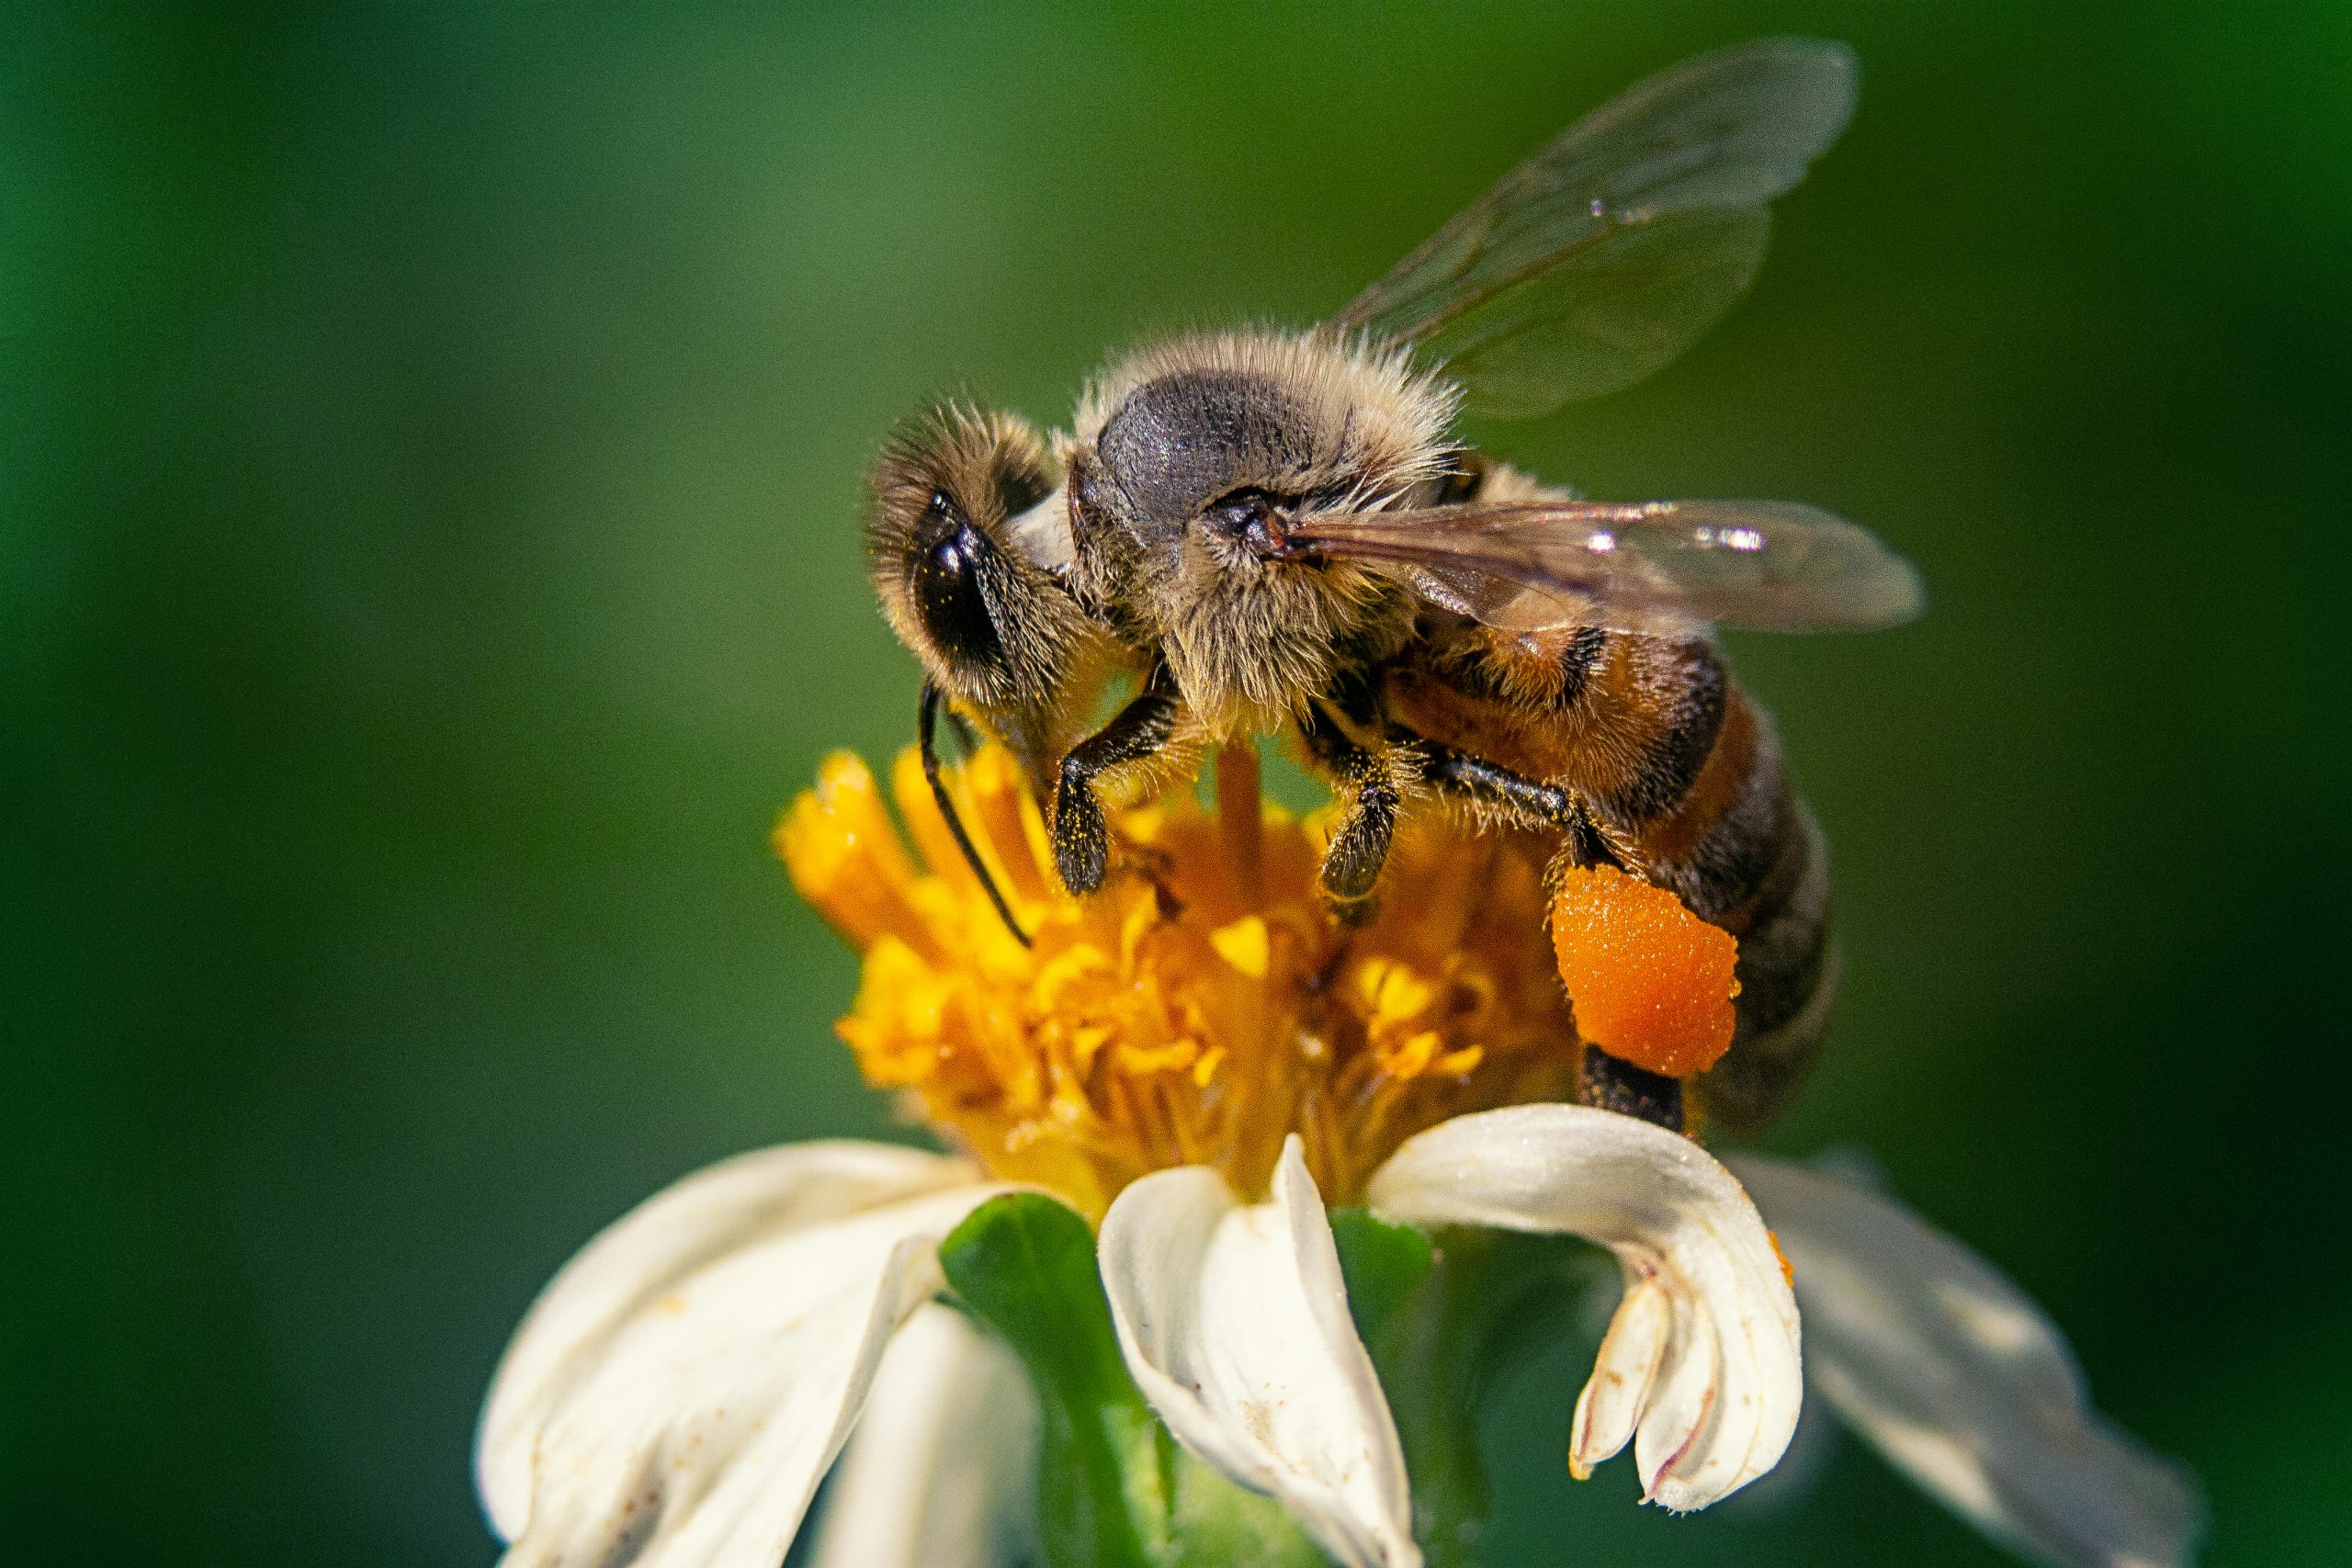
[
  {"left": 939, "top": 1191, "right": 1325, "bottom": 1568},
  {"left": 1329, "top": 1207, "right": 1435, "bottom": 1342},
  {"left": 940, "top": 1192, "right": 1164, "bottom": 1568},
  {"left": 1159, "top": 1429, "right": 1331, "bottom": 1568}
]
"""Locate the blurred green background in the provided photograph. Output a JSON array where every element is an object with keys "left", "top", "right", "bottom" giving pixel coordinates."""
[{"left": 8, "top": 3, "right": 2347, "bottom": 1563}]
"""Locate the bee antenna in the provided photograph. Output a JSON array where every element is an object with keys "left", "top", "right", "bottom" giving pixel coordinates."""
[{"left": 918, "top": 682, "right": 1033, "bottom": 948}]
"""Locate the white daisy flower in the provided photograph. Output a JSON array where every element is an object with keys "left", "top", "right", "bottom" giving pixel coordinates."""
[{"left": 476, "top": 746, "right": 2199, "bottom": 1568}]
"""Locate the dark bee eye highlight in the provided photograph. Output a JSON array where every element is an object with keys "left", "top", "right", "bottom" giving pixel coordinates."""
[
  {"left": 1202, "top": 487, "right": 1288, "bottom": 554},
  {"left": 909, "top": 500, "right": 1005, "bottom": 677}
]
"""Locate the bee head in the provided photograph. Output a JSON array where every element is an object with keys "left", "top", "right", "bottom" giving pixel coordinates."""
[
  {"left": 1068, "top": 332, "right": 1457, "bottom": 720},
  {"left": 865, "top": 406, "right": 1091, "bottom": 729}
]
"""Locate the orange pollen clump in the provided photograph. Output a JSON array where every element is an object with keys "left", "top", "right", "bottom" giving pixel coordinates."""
[
  {"left": 775, "top": 742, "right": 1583, "bottom": 1217},
  {"left": 1549, "top": 863, "right": 1740, "bottom": 1079}
]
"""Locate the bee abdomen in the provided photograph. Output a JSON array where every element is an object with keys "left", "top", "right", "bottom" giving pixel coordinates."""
[
  {"left": 1386, "top": 624, "right": 1839, "bottom": 1131},
  {"left": 1604, "top": 639, "right": 1731, "bottom": 825},
  {"left": 1693, "top": 835, "right": 1836, "bottom": 1131},
  {"left": 1652, "top": 725, "right": 1837, "bottom": 1134}
]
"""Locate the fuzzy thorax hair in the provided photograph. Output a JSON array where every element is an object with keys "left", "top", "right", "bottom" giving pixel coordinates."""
[
  {"left": 1068, "top": 331, "right": 1463, "bottom": 734},
  {"left": 1072, "top": 329, "right": 1459, "bottom": 482}
]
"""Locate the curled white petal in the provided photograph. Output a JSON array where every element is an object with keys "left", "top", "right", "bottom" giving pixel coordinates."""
[
  {"left": 1733, "top": 1156, "right": 2205, "bottom": 1568},
  {"left": 809, "top": 1301, "right": 1039, "bottom": 1568},
  {"left": 1098, "top": 1134, "right": 1419, "bottom": 1568},
  {"left": 1365, "top": 1103, "right": 1801, "bottom": 1510},
  {"left": 477, "top": 1140, "right": 1004, "bottom": 1568},
  {"left": 1570, "top": 1275, "right": 1671, "bottom": 1478}
]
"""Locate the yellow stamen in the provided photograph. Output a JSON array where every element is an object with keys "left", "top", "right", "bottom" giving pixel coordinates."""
[
  {"left": 1209, "top": 915, "right": 1271, "bottom": 979},
  {"left": 778, "top": 741, "right": 1585, "bottom": 1216}
]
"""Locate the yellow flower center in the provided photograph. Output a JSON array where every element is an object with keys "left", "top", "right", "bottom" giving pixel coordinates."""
[{"left": 777, "top": 743, "right": 1584, "bottom": 1218}]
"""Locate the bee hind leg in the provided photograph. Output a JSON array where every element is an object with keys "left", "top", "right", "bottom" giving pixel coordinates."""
[
  {"left": 1414, "top": 741, "right": 1636, "bottom": 874},
  {"left": 1577, "top": 1047, "right": 1685, "bottom": 1134},
  {"left": 1412, "top": 739, "right": 1683, "bottom": 1133}
]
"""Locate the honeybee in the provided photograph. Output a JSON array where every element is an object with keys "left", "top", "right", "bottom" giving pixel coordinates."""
[{"left": 863, "top": 38, "right": 1920, "bottom": 1131}]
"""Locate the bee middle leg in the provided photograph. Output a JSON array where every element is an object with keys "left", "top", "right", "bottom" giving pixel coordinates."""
[
  {"left": 1296, "top": 698, "right": 1411, "bottom": 923},
  {"left": 1052, "top": 667, "right": 1182, "bottom": 895}
]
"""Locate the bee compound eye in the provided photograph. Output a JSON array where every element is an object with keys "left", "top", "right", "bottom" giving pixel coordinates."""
[{"left": 910, "top": 519, "right": 1007, "bottom": 676}]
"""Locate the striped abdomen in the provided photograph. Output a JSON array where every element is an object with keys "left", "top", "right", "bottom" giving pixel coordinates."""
[{"left": 1382, "top": 621, "right": 1835, "bottom": 1133}]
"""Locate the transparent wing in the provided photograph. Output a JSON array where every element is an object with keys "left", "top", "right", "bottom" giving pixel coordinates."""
[
  {"left": 1331, "top": 38, "right": 1857, "bottom": 419},
  {"left": 1284, "top": 498, "right": 1923, "bottom": 636}
]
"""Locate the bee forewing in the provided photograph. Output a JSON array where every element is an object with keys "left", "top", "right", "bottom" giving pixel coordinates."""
[
  {"left": 1290, "top": 498, "right": 1923, "bottom": 635},
  {"left": 1332, "top": 38, "right": 1857, "bottom": 418}
]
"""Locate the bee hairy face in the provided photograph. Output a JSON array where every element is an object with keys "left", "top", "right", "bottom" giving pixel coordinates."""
[{"left": 865, "top": 407, "right": 1084, "bottom": 715}]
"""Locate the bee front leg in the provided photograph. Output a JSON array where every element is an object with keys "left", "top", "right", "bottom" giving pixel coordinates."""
[{"left": 1052, "top": 669, "right": 1182, "bottom": 895}]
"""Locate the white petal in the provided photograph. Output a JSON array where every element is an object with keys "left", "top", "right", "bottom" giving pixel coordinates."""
[
  {"left": 1098, "top": 1135, "right": 1419, "bottom": 1568},
  {"left": 478, "top": 1140, "right": 1006, "bottom": 1568},
  {"left": 1365, "top": 1103, "right": 1801, "bottom": 1511},
  {"left": 478, "top": 1140, "right": 976, "bottom": 1537},
  {"left": 1732, "top": 1156, "right": 2205, "bottom": 1568},
  {"left": 809, "top": 1302, "right": 1039, "bottom": 1568},
  {"left": 1570, "top": 1275, "right": 1671, "bottom": 1478}
]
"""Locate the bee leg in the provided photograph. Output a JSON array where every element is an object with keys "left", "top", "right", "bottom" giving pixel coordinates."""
[
  {"left": 920, "top": 682, "right": 1030, "bottom": 947},
  {"left": 1577, "top": 1047, "right": 1685, "bottom": 1133},
  {"left": 1416, "top": 739, "right": 1684, "bottom": 1130},
  {"left": 1415, "top": 741, "right": 1630, "bottom": 872},
  {"left": 1052, "top": 670, "right": 1182, "bottom": 895},
  {"left": 1297, "top": 700, "right": 1406, "bottom": 924}
]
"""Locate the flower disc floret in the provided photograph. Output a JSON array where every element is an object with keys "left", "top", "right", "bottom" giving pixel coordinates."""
[{"left": 778, "top": 745, "right": 1584, "bottom": 1216}]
